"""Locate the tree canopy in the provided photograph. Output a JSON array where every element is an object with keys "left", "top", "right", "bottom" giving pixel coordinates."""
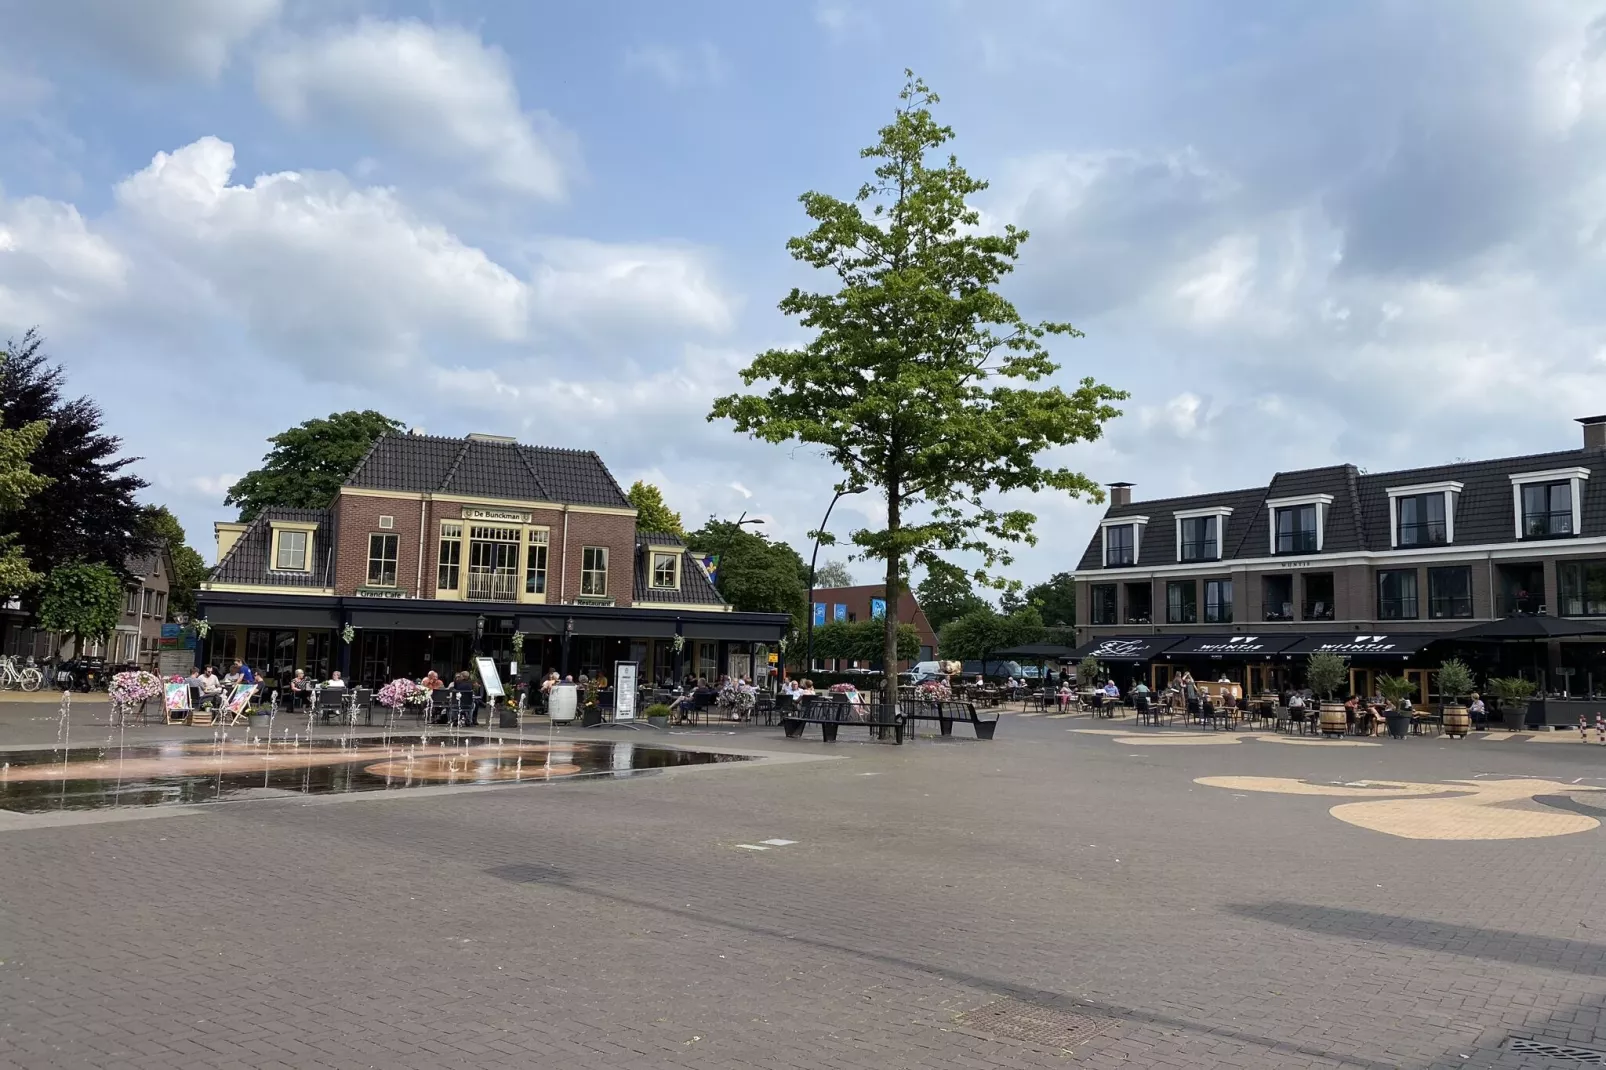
[
  {"left": 1006, "top": 571, "right": 1076, "bottom": 628},
  {"left": 0, "top": 331, "right": 151, "bottom": 595},
  {"left": 709, "top": 73, "right": 1124, "bottom": 708},
  {"left": 626, "top": 481, "right": 684, "bottom": 536},
  {"left": 137, "top": 506, "right": 209, "bottom": 618},
  {"left": 916, "top": 560, "right": 991, "bottom": 633},
  {"left": 813, "top": 560, "right": 855, "bottom": 588},
  {"left": 0, "top": 345, "right": 51, "bottom": 596},
  {"left": 938, "top": 606, "right": 1045, "bottom": 662},
  {"left": 687, "top": 519, "right": 808, "bottom": 634},
  {"left": 811, "top": 618, "right": 920, "bottom": 664},
  {"left": 37, "top": 561, "right": 124, "bottom": 647},
  {"left": 226, "top": 410, "right": 403, "bottom": 521}
]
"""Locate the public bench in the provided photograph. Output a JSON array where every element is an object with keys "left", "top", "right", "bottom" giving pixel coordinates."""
[
  {"left": 782, "top": 698, "right": 904, "bottom": 745},
  {"left": 899, "top": 700, "right": 998, "bottom": 740}
]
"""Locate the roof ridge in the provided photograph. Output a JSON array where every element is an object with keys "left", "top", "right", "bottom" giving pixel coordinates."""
[
  {"left": 341, "top": 431, "right": 399, "bottom": 490},
  {"left": 510, "top": 441, "right": 554, "bottom": 500},
  {"left": 436, "top": 438, "right": 475, "bottom": 493}
]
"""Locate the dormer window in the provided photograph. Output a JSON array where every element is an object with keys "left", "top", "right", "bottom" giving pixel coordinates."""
[
  {"left": 1174, "top": 506, "right": 1231, "bottom": 562},
  {"left": 651, "top": 551, "right": 680, "bottom": 590},
  {"left": 1386, "top": 481, "right": 1461, "bottom": 548},
  {"left": 1511, "top": 467, "right": 1589, "bottom": 539},
  {"left": 1100, "top": 516, "right": 1147, "bottom": 567},
  {"left": 1266, "top": 494, "right": 1332, "bottom": 554},
  {"left": 268, "top": 521, "right": 318, "bottom": 573}
]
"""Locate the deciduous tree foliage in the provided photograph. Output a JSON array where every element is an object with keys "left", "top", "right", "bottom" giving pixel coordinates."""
[
  {"left": 137, "top": 506, "right": 209, "bottom": 617},
  {"left": 37, "top": 561, "right": 124, "bottom": 652},
  {"left": 915, "top": 560, "right": 991, "bottom": 633},
  {"left": 938, "top": 606, "right": 1045, "bottom": 662},
  {"left": 0, "top": 345, "right": 51, "bottom": 596},
  {"left": 687, "top": 519, "right": 808, "bottom": 634},
  {"left": 0, "top": 331, "right": 151, "bottom": 596},
  {"left": 811, "top": 618, "right": 920, "bottom": 663},
  {"left": 626, "top": 481, "right": 684, "bottom": 537},
  {"left": 813, "top": 560, "right": 855, "bottom": 588},
  {"left": 226, "top": 411, "right": 403, "bottom": 521},
  {"left": 710, "top": 74, "right": 1125, "bottom": 710}
]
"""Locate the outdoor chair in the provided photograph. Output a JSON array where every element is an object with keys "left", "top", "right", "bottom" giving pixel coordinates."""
[
  {"left": 315, "top": 688, "right": 347, "bottom": 725},
  {"left": 349, "top": 687, "right": 374, "bottom": 725}
]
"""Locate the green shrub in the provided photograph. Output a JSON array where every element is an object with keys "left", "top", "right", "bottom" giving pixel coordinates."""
[
  {"left": 643, "top": 703, "right": 674, "bottom": 719},
  {"left": 1434, "top": 658, "right": 1473, "bottom": 702},
  {"left": 1305, "top": 652, "right": 1348, "bottom": 700}
]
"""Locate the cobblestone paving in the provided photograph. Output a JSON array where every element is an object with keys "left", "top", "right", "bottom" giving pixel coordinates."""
[{"left": 5, "top": 710, "right": 1606, "bottom": 1068}]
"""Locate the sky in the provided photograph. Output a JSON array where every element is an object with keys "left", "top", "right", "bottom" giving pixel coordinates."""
[{"left": 3, "top": 1, "right": 1606, "bottom": 591}]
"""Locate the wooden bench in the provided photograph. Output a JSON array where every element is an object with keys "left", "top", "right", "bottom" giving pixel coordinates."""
[
  {"left": 899, "top": 700, "right": 998, "bottom": 740},
  {"left": 782, "top": 701, "right": 904, "bottom": 745}
]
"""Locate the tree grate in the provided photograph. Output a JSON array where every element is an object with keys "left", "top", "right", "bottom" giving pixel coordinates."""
[
  {"left": 1506, "top": 1036, "right": 1606, "bottom": 1063},
  {"left": 954, "top": 998, "right": 1117, "bottom": 1050}
]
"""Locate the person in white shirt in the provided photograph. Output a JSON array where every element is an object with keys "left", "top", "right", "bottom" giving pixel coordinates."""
[
  {"left": 198, "top": 667, "right": 221, "bottom": 694},
  {"left": 324, "top": 671, "right": 346, "bottom": 688},
  {"left": 1103, "top": 680, "right": 1120, "bottom": 699}
]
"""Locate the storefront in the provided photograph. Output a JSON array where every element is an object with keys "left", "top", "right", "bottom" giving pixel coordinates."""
[
  {"left": 1067, "top": 635, "right": 1187, "bottom": 690},
  {"left": 1150, "top": 635, "right": 1303, "bottom": 696},
  {"left": 1277, "top": 633, "right": 1439, "bottom": 703}
]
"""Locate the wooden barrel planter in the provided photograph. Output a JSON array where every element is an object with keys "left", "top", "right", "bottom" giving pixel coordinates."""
[
  {"left": 1441, "top": 703, "right": 1470, "bottom": 738},
  {"left": 1318, "top": 701, "right": 1348, "bottom": 737}
]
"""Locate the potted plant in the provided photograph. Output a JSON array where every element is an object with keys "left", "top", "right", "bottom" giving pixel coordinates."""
[
  {"left": 581, "top": 677, "right": 604, "bottom": 727},
  {"left": 1305, "top": 652, "right": 1349, "bottom": 737},
  {"left": 1434, "top": 658, "right": 1474, "bottom": 738},
  {"left": 643, "top": 702, "right": 673, "bottom": 729},
  {"left": 1375, "top": 674, "right": 1417, "bottom": 739},
  {"left": 1076, "top": 656, "right": 1102, "bottom": 689},
  {"left": 1488, "top": 676, "right": 1538, "bottom": 730}
]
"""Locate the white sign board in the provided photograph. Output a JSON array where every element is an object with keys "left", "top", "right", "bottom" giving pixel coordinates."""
[
  {"left": 475, "top": 656, "right": 505, "bottom": 698},
  {"left": 613, "top": 661, "right": 637, "bottom": 721}
]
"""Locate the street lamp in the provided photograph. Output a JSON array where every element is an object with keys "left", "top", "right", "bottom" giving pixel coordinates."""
[{"left": 804, "top": 484, "right": 868, "bottom": 674}]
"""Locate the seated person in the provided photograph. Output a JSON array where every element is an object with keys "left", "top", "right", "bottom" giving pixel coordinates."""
[
  {"left": 451, "top": 670, "right": 478, "bottom": 726},
  {"left": 289, "top": 669, "right": 312, "bottom": 707},
  {"left": 1132, "top": 680, "right": 1150, "bottom": 696},
  {"left": 198, "top": 666, "right": 222, "bottom": 694},
  {"left": 324, "top": 670, "right": 346, "bottom": 688},
  {"left": 1467, "top": 693, "right": 1487, "bottom": 728},
  {"left": 1102, "top": 680, "right": 1120, "bottom": 700}
]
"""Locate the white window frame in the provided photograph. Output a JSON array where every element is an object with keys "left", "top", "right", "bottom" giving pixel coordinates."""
[
  {"left": 581, "top": 546, "right": 609, "bottom": 596},
  {"left": 367, "top": 532, "right": 400, "bottom": 588},
  {"left": 1386, "top": 481, "right": 1463, "bottom": 549},
  {"left": 1266, "top": 494, "right": 1334, "bottom": 554},
  {"left": 1100, "top": 516, "right": 1149, "bottom": 567},
  {"left": 268, "top": 521, "right": 318, "bottom": 573},
  {"left": 1173, "top": 506, "right": 1232, "bottom": 562},
  {"left": 1510, "top": 467, "right": 1589, "bottom": 540},
  {"left": 650, "top": 551, "right": 680, "bottom": 590}
]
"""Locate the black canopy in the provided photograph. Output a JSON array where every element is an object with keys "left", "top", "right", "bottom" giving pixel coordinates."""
[
  {"left": 991, "top": 642, "right": 1080, "bottom": 660},
  {"left": 1163, "top": 634, "right": 1303, "bottom": 658},
  {"left": 1069, "top": 635, "right": 1187, "bottom": 663},
  {"left": 1281, "top": 633, "right": 1435, "bottom": 658},
  {"left": 1442, "top": 616, "right": 1606, "bottom": 642}
]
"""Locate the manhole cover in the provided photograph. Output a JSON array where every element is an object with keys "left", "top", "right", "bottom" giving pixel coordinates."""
[
  {"left": 954, "top": 998, "right": 1117, "bottom": 1049},
  {"left": 1506, "top": 1036, "right": 1606, "bottom": 1063}
]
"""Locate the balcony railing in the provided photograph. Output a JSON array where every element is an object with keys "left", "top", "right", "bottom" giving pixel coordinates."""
[
  {"left": 1301, "top": 601, "right": 1334, "bottom": 621},
  {"left": 467, "top": 569, "right": 519, "bottom": 602}
]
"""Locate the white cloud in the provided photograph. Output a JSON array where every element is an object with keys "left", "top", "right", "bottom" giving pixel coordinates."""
[
  {"left": 530, "top": 238, "right": 737, "bottom": 337},
  {"left": 256, "top": 19, "right": 570, "bottom": 200},
  {"left": 623, "top": 42, "right": 726, "bottom": 87},
  {"left": 11, "top": 0, "right": 281, "bottom": 79},
  {"left": 0, "top": 189, "right": 127, "bottom": 333},
  {"left": 815, "top": 3, "right": 873, "bottom": 37}
]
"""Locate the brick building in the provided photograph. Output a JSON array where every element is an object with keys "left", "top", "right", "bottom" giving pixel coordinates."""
[
  {"left": 808, "top": 583, "right": 938, "bottom": 670},
  {"left": 197, "top": 432, "right": 788, "bottom": 686}
]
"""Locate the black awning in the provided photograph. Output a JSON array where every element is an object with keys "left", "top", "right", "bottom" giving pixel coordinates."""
[
  {"left": 198, "top": 603, "right": 341, "bottom": 629},
  {"left": 571, "top": 618, "right": 677, "bottom": 638},
  {"left": 349, "top": 609, "right": 473, "bottom": 632},
  {"left": 1280, "top": 633, "right": 1436, "bottom": 658},
  {"left": 680, "top": 618, "right": 789, "bottom": 642},
  {"left": 1069, "top": 635, "right": 1187, "bottom": 662},
  {"left": 1163, "top": 634, "right": 1303, "bottom": 659}
]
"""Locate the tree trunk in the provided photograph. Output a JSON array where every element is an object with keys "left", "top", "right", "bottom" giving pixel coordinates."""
[{"left": 883, "top": 486, "right": 901, "bottom": 738}]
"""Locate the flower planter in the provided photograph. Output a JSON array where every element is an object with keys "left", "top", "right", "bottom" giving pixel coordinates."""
[
  {"left": 647, "top": 715, "right": 669, "bottom": 729},
  {"left": 581, "top": 706, "right": 604, "bottom": 727},
  {"left": 1384, "top": 712, "right": 1410, "bottom": 739}
]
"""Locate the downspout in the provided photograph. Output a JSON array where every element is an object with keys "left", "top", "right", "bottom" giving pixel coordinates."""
[
  {"left": 560, "top": 509, "right": 570, "bottom": 603},
  {"left": 415, "top": 497, "right": 427, "bottom": 598}
]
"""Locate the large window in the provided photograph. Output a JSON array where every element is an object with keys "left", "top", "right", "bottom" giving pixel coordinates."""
[
  {"left": 526, "top": 529, "right": 549, "bottom": 595},
  {"left": 1275, "top": 505, "right": 1318, "bottom": 554},
  {"left": 1204, "top": 579, "right": 1233, "bottom": 623},
  {"left": 437, "top": 522, "right": 462, "bottom": 593},
  {"left": 1302, "top": 572, "right": 1335, "bottom": 620},
  {"left": 650, "top": 551, "right": 679, "bottom": 590},
  {"left": 1090, "top": 584, "right": 1117, "bottom": 625},
  {"left": 367, "top": 533, "right": 399, "bottom": 587},
  {"left": 1105, "top": 524, "right": 1135, "bottom": 566},
  {"left": 467, "top": 525, "right": 520, "bottom": 602},
  {"left": 274, "top": 529, "right": 309, "bottom": 570},
  {"left": 1263, "top": 575, "right": 1293, "bottom": 621},
  {"left": 1396, "top": 493, "right": 1446, "bottom": 547},
  {"left": 1428, "top": 566, "right": 1473, "bottom": 619},
  {"left": 1377, "top": 568, "right": 1419, "bottom": 620},
  {"left": 1166, "top": 580, "right": 1197, "bottom": 624},
  {"left": 1123, "top": 582, "right": 1152, "bottom": 624},
  {"left": 1522, "top": 481, "right": 1574, "bottom": 538},
  {"left": 581, "top": 546, "right": 609, "bottom": 596},
  {"left": 1560, "top": 560, "right": 1606, "bottom": 617},
  {"left": 1180, "top": 516, "right": 1218, "bottom": 561}
]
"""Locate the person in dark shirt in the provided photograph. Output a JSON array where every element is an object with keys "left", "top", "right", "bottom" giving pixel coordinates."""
[{"left": 451, "top": 670, "right": 478, "bottom": 726}]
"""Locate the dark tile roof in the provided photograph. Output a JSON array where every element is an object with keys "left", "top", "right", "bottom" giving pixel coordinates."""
[
  {"left": 637, "top": 532, "right": 685, "bottom": 546},
  {"left": 209, "top": 507, "right": 334, "bottom": 588},
  {"left": 343, "top": 433, "right": 631, "bottom": 508},
  {"left": 1078, "top": 445, "right": 1606, "bottom": 570},
  {"left": 633, "top": 542, "right": 726, "bottom": 606},
  {"left": 124, "top": 552, "right": 162, "bottom": 580}
]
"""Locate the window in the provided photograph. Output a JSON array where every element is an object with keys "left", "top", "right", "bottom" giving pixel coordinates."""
[
  {"left": 124, "top": 589, "right": 139, "bottom": 614},
  {"left": 154, "top": 592, "right": 166, "bottom": 619},
  {"left": 1166, "top": 580, "right": 1197, "bottom": 624},
  {"left": 651, "top": 551, "right": 679, "bottom": 590},
  {"left": 1179, "top": 516, "right": 1218, "bottom": 561},
  {"left": 1302, "top": 573, "right": 1334, "bottom": 621},
  {"left": 1123, "top": 582, "right": 1152, "bottom": 624},
  {"left": 581, "top": 546, "right": 609, "bottom": 596},
  {"left": 1428, "top": 566, "right": 1473, "bottom": 619},
  {"left": 1204, "top": 579, "right": 1233, "bottom": 623},
  {"left": 437, "top": 522, "right": 462, "bottom": 593},
  {"left": 142, "top": 589, "right": 154, "bottom": 615},
  {"left": 467, "top": 525, "right": 520, "bottom": 602},
  {"left": 1105, "top": 524, "right": 1135, "bottom": 566},
  {"left": 1560, "top": 561, "right": 1606, "bottom": 617},
  {"left": 1263, "top": 575, "right": 1293, "bottom": 621},
  {"left": 1275, "top": 505, "right": 1318, "bottom": 554},
  {"left": 1090, "top": 584, "right": 1117, "bottom": 625},
  {"left": 1522, "top": 481, "right": 1573, "bottom": 538},
  {"left": 367, "top": 533, "right": 399, "bottom": 587},
  {"left": 1377, "top": 568, "right": 1418, "bottom": 620},
  {"left": 1396, "top": 493, "right": 1447, "bottom": 547},
  {"left": 274, "top": 529, "right": 309, "bottom": 570},
  {"left": 525, "top": 529, "right": 549, "bottom": 595}
]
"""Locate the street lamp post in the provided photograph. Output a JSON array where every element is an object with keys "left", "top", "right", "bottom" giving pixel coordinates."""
[{"left": 804, "top": 485, "right": 867, "bottom": 675}]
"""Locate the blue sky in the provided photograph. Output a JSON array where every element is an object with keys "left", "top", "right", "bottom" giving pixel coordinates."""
[{"left": 3, "top": 1, "right": 1606, "bottom": 590}]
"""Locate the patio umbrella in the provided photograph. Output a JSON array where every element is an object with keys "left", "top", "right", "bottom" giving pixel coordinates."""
[{"left": 1441, "top": 616, "right": 1606, "bottom": 641}]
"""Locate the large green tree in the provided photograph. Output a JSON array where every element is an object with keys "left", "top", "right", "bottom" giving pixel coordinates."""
[
  {"left": 813, "top": 560, "right": 855, "bottom": 588},
  {"left": 710, "top": 73, "right": 1124, "bottom": 711},
  {"left": 1019, "top": 571, "right": 1076, "bottom": 628},
  {"left": 687, "top": 519, "right": 808, "bottom": 634},
  {"left": 137, "top": 506, "right": 209, "bottom": 618},
  {"left": 812, "top": 618, "right": 920, "bottom": 664},
  {"left": 37, "top": 561, "right": 124, "bottom": 655},
  {"left": 916, "top": 560, "right": 991, "bottom": 633},
  {"left": 938, "top": 606, "right": 1045, "bottom": 663},
  {"left": 0, "top": 348, "right": 51, "bottom": 596},
  {"left": 626, "top": 480, "right": 684, "bottom": 536},
  {"left": 226, "top": 410, "right": 403, "bottom": 521}
]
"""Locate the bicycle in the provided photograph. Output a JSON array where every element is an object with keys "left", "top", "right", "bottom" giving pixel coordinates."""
[{"left": 0, "top": 655, "right": 44, "bottom": 692}]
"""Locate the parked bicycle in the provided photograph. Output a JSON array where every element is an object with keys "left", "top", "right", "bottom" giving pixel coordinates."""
[{"left": 0, "top": 655, "right": 44, "bottom": 692}]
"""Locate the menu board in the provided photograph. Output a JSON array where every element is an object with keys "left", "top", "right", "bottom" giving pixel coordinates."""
[
  {"left": 613, "top": 661, "right": 637, "bottom": 721},
  {"left": 475, "top": 657, "right": 505, "bottom": 698}
]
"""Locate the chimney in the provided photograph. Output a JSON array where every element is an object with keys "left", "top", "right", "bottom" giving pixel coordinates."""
[
  {"left": 1579, "top": 416, "right": 1606, "bottom": 451},
  {"left": 1108, "top": 482, "right": 1134, "bottom": 507}
]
